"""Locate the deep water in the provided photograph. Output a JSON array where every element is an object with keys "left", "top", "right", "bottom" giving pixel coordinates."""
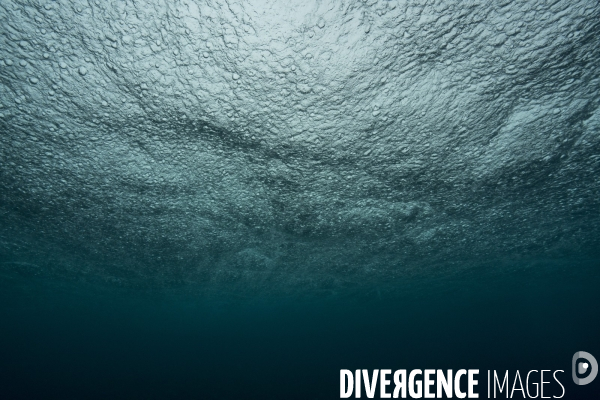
[
  {"left": 1, "top": 259, "right": 599, "bottom": 399},
  {"left": 2, "top": 0, "right": 600, "bottom": 398}
]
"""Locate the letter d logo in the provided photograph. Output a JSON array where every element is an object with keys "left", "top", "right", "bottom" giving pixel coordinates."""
[{"left": 572, "top": 351, "right": 598, "bottom": 385}]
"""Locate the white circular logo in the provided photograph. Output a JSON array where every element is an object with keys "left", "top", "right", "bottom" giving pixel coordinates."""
[{"left": 572, "top": 351, "right": 598, "bottom": 385}]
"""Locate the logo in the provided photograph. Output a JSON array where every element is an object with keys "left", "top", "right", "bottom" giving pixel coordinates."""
[{"left": 572, "top": 351, "right": 597, "bottom": 385}]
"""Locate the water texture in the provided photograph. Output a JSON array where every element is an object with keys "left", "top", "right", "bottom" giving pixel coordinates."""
[{"left": 0, "top": 0, "right": 599, "bottom": 398}]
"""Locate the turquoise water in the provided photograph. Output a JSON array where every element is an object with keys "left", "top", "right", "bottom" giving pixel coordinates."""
[
  {"left": 1, "top": 0, "right": 600, "bottom": 398},
  {"left": 1, "top": 259, "right": 599, "bottom": 399}
]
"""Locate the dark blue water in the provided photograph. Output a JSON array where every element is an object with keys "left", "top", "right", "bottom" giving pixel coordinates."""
[
  {"left": 1, "top": 259, "right": 598, "bottom": 399},
  {"left": 1, "top": 0, "right": 600, "bottom": 398}
]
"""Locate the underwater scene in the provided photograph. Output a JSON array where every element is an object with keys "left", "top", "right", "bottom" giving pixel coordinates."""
[{"left": 1, "top": 0, "right": 599, "bottom": 398}]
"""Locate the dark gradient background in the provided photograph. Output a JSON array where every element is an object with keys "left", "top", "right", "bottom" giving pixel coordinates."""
[{"left": 1, "top": 260, "right": 598, "bottom": 399}]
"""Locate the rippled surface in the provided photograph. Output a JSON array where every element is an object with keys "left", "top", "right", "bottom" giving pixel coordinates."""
[
  {"left": 1, "top": 2, "right": 600, "bottom": 400},
  {"left": 1, "top": 0, "right": 599, "bottom": 294}
]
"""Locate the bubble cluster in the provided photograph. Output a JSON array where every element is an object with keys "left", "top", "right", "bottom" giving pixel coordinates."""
[{"left": 0, "top": 0, "right": 599, "bottom": 295}]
